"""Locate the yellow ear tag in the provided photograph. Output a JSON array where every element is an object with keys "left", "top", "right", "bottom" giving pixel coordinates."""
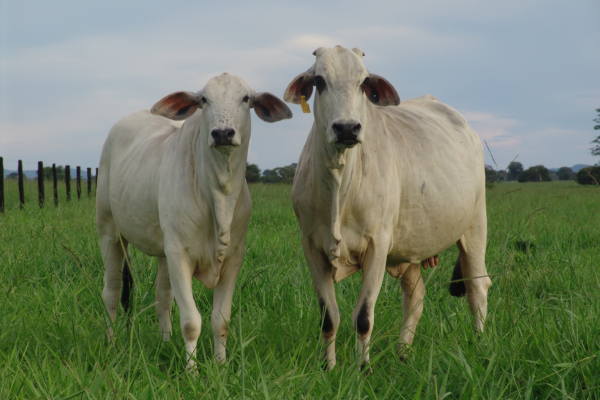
[{"left": 300, "top": 95, "right": 311, "bottom": 113}]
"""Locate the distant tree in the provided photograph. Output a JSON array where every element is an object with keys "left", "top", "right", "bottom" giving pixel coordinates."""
[
  {"left": 507, "top": 161, "right": 524, "bottom": 181},
  {"left": 591, "top": 108, "right": 600, "bottom": 158},
  {"left": 38, "top": 165, "right": 65, "bottom": 181},
  {"left": 6, "top": 172, "right": 19, "bottom": 179},
  {"left": 484, "top": 165, "right": 497, "bottom": 183},
  {"left": 246, "top": 163, "right": 261, "bottom": 183},
  {"left": 518, "top": 165, "right": 552, "bottom": 182},
  {"left": 261, "top": 164, "right": 296, "bottom": 184},
  {"left": 496, "top": 170, "right": 507, "bottom": 181},
  {"left": 556, "top": 167, "right": 574, "bottom": 181},
  {"left": 575, "top": 166, "right": 600, "bottom": 186}
]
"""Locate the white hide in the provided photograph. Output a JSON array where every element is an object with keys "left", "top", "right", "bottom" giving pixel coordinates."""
[
  {"left": 286, "top": 46, "right": 492, "bottom": 370},
  {"left": 96, "top": 73, "right": 291, "bottom": 370}
]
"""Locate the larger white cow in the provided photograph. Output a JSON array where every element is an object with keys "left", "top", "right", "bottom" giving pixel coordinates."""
[
  {"left": 96, "top": 73, "right": 292, "bottom": 370},
  {"left": 284, "top": 46, "right": 492, "bottom": 371}
]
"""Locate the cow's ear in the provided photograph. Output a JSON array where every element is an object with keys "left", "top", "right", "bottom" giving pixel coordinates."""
[
  {"left": 361, "top": 74, "right": 400, "bottom": 107},
  {"left": 252, "top": 92, "right": 293, "bottom": 123},
  {"left": 284, "top": 72, "right": 315, "bottom": 104},
  {"left": 150, "top": 91, "right": 200, "bottom": 120}
]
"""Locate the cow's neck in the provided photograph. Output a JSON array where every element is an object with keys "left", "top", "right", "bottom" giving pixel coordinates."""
[
  {"left": 194, "top": 129, "right": 248, "bottom": 265},
  {"left": 312, "top": 120, "right": 364, "bottom": 261}
]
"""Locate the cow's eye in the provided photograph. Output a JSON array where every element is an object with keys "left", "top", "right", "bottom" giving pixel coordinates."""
[
  {"left": 200, "top": 96, "right": 207, "bottom": 104},
  {"left": 315, "top": 76, "right": 327, "bottom": 94},
  {"left": 243, "top": 95, "right": 250, "bottom": 103}
]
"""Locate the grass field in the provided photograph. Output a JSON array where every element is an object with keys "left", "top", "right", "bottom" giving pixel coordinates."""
[{"left": 1, "top": 179, "right": 600, "bottom": 399}]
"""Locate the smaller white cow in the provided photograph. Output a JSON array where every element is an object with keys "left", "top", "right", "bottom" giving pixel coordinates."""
[
  {"left": 96, "top": 73, "right": 292, "bottom": 370},
  {"left": 285, "top": 46, "right": 491, "bottom": 371}
]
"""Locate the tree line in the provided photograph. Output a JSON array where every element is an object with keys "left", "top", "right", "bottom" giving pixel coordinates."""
[
  {"left": 5, "top": 165, "right": 79, "bottom": 181},
  {"left": 246, "top": 163, "right": 297, "bottom": 184},
  {"left": 247, "top": 160, "right": 600, "bottom": 186},
  {"left": 484, "top": 162, "right": 600, "bottom": 185}
]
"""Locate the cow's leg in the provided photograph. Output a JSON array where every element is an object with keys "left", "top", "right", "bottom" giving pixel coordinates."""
[
  {"left": 302, "top": 237, "right": 340, "bottom": 370},
  {"left": 398, "top": 263, "right": 425, "bottom": 359},
  {"left": 352, "top": 243, "right": 387, "bottom": 372},
  {"left": 458, "top": 201, "right": 492, "bottom": 332},
  {"left": 165, "top": 249, "right": 201, "bottom": 371},
  {"left": 98, "top": 216, "right": 129, "bottom": 340},
  {"left": 155, "top": 257, "right": 173, "bottom": 341},
  {"left": 211, "top": 258, "right": 241, "bottom": 364}
]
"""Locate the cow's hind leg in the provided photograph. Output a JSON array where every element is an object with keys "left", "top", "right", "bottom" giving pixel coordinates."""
[
  {"left": 155, "top": 257, "right": 173, "bottom": 341},
  {"left": 456, "top": 201, "right": 492, "bottom": 332},
  {"left": 398, "top": 263, "right": 425, "bottom": 359},
  {"left": 98, "top": 220, "right": 130, "bottom": 340},
  {"left": 302, "top": 237, "right": 340, "bottom": 370}
]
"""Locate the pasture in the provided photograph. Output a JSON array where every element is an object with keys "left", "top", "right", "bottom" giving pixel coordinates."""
[{"left": 1, "top": 179, "right": 599, "bottom": 399}]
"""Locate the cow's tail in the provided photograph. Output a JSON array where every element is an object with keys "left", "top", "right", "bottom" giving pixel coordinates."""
[
  {"left": 121, "top": 258, "right": 134, "bottom": 313},
  {"left": 449, "top": 256, "right": 466, "bottom": 297}
]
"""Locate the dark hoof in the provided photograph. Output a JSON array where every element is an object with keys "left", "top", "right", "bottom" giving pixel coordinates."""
[{"left": 360, "top": 364, "right": 373, "bottom": 376}]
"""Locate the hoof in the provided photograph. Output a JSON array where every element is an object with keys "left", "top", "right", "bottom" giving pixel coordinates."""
[
  {"left": 360, "top": 364, "right": 373, "bottom": 376},
  {"left": 185, "top": 363, "right": 199, "bottom": 375},
  {"left": 397, "top": 343, "right": 411, "bottom": 361}
]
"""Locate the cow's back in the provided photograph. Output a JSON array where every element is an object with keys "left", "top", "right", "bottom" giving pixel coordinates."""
[
  {"left": 378, "top": 95, "right": 485, "bottom": 261},
  {"left": 97, "top": 110, "right": 183, "bottom": 256}
]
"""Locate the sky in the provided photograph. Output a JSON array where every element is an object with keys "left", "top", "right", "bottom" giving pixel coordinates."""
[{"left": 1, "top": 0, "right": 599, "bottom": 173}]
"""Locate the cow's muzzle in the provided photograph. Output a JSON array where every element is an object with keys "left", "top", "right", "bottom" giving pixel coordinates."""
[
  {"left": 332, "top": 122, "right": 361, "bottom": 148},
  {"left": 211, "top": 128, "right": 237, "bottom": 147}
]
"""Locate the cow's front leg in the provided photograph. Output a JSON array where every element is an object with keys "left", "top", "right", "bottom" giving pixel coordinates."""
[
  {"left": 399, "top": 263, "right": 425, "bottom": 359},
  {"left": 165, "top": 250, "right": 201, "bottom": 372},
  {"left": 352, "top": 244, "right": 387, "bottom": 373},
  {"left": 303, "top": 237, "right": 340, "bottom": 370},
  {"left": 211, "top": 259, "right": 241, "bottom": 364},
  {"left": 155, "top": 257, "right": 173, "bottom": 341}
]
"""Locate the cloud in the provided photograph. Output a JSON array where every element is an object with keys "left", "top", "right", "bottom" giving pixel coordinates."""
[
  {"left": 463, "top": 111, "right": 520, "bottom": 148},
  {"left": 286, "top": 34, "right": 340, "bottom": 53}
]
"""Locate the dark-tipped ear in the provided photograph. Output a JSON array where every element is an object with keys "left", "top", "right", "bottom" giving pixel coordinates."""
[
  {"left": 150, "top": 91, "right": 200, "bottom": 120},
  {"left": 283, "top": 72, "right": 314, "bottom": 104},
  {"left": 361, "top": 74, "right": 400, "bottom": 107},
  {"left": 252, "top": 92, "right": 293, "bottom": 123}
]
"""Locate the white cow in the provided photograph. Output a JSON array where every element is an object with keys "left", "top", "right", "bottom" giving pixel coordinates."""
[
  {"left": 96, "top": 73, "right": 292, "bottom": 370},
  {"left": 284, "top": 46, "right": 492, "bottom": 371}
]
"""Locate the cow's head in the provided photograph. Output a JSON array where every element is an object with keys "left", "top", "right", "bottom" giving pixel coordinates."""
[
  {"left": 151, "top": 73, "right": 292, "bottom": 153},
  {"left": 284, "top": 46, "right": 399, "bottom": 150}
]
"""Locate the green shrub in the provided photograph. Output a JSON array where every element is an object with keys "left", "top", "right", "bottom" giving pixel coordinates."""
[
  {"left": 575, "top": 165, "right": 600, "bottom": 185},
  {"left": 518, "top": 165, "right": 552, "bottom": 182}
]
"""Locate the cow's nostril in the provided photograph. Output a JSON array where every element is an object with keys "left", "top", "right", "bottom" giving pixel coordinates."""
[
  {"left": 332, "top": 123, "right": 343, "bottom": 136},
  {"left": 226, "top": 129, "right": 235, "bottom": 139},
  {"left": 352, "top": 123, "right": 361, "bottom": 134},
  {"left": 211, "top": 129, "right": 220, "bottom": 140}
]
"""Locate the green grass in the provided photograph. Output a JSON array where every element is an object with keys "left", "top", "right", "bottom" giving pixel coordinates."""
[{"left": 1, "top": 179, "right": 600, "bottom": 399}]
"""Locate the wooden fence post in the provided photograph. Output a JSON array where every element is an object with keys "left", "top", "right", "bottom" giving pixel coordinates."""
[
  {"left": 76, "top": 166, "right": 81, "bottom": 200},
  {"left": 52, "top": 163, "right": 58, "bottom": 206},
  {"left": 87, "top": 168, "right": 92, "bottom": 198},
  {"left": 18, "top": 160, "right": 24, "bottom": 209},
  {"left": 0, "top": 157, "right": 4, "bottom": 213},
  {"left": 37, "top": 161, "right": 45, "bottom": 208},
  {"left": 65, "top": 165, "right": 71, "bottom": 202},
  {"left": 95, "top": 167, "right": 98, "bottom": 189}
]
